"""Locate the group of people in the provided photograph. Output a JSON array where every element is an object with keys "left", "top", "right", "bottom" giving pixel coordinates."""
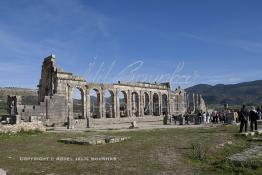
[
  {"left": 184, "top": 111, "right": 229, "bottom": 125},
  {"left": 195, "top": 106, "right": 261, "bottom": 132},
  {"left": 238, "top": 105, "right": 261, "bottom": 132},
  {"left": 196, "top": 111, "right": 230, "bottom": 124},
  {"left": 165, "top": 105, "right": 261, "bottom": 130}
]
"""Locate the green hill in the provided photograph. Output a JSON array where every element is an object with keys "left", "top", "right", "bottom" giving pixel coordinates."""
[{"left": 186, "top": 80, "right": 262, "bottom": 108}]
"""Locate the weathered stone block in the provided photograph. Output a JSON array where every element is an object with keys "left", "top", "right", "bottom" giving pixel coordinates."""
[
  {"left": 129, "top": 121, "right": 138, "bottom": 129},
  {"left": 249, "top": 132, "right": 255, "bottom": 136},
  {"left": 0, "top": 168, "right": 6, "bottom": 175},
  {"left": 255, "top": 130, "right": 262, "bottom": 135},
  {"left": 239, "top": 132, "right": 249, "bottom": 137}
]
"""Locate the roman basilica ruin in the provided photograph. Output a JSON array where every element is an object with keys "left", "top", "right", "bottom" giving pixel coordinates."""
[{"left": 8, "top": 55, "right": 206, "bottom": 128}]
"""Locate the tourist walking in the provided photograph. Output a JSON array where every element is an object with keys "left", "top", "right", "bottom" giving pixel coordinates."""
[
  {"left": 238, "top": 105, "right": 249, "bottom": 133},
  {"left": 250, "top": 106, "right": 258, "bottom": 131}
]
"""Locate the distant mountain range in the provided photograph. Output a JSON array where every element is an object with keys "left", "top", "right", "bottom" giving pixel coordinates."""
[
  {"left": 1, "top": 80, "right": 262, "bottom": 113},
  {"left": 186, "top": 80, "right": 262, "bottom": 108}
]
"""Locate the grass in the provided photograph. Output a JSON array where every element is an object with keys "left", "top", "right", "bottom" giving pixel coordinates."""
[
  {"left": 191, "top": 143, "right": 206, "bottom": 161},
  {"left": 0, "top": 125, "right": 261, "bottom": 175}
]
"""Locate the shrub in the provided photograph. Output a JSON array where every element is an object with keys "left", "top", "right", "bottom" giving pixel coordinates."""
[{"left": 191, "top": 143, "right": 206, "bottom": 161}]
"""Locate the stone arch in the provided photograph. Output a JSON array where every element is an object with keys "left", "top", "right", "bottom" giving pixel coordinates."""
[
  {"left": 131, "top": 91, "right": 139, "bottom": 117},
  {"left": 72, "top": 87, "right": 85, "bottom": 119},
  {"left": 153, "top": 93, "right": 160, "bottom": 116},
  {"left": 104, "top": 90, "right": 115, "bottom": 118},
  {"left": 119, "top": 90, "right": 128, "bottom": 117},
  {"left": 162, "top": 93, "right": 168, "bottom": 115},
  {"left": 89, "top": 88, "right": 101, "bottom": 118},
  {"left": 144, "top": 92, "right": 150, "bottom": 115}
]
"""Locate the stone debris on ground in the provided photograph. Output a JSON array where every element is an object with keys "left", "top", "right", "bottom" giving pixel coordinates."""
[
  {"left": 255, "top": 130, "right": 262, "bottom": 135},
  {"left": 0, "top": 168, "right": 6, "bottom": 175},
  {"left": 248, "top": 137, "right": 262, "bottom": 142},
  {"left": 59, "top": 135, "right": 130, "bottom": 145},
  {"left": 215, "top": 141, "right": 233, "bottom": 149},
  {"left": 0, "top": 121, "right": 46, "bottom": 134},
  {"left": 129, "top": 121, "right": 138, "bottom": 129},
  {"left": 228, "top": 145, "right": 262, "bottom": 163},
  {"left": 239, "top": 131, "right": 261, "bottom": 137}
]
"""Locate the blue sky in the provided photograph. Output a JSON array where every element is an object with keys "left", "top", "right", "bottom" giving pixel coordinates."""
[{"left": 0, "top": 0, "right": 262, "bottom": 89}]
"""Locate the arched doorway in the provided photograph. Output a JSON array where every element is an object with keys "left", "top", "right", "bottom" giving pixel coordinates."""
[
  {"left": 132, "top": 92, "right": 139, "bottom": 117},
  {"left": 104, "top": 90, "right": 115, "bottom": 118},
  {"left": 119, "top": 91, "right": 127, "bottom": 117},
  {"left": 90, "top": 89, "right": 100, "bottom": 118},
  {"left": 144, "top": 92, "right": 150, "bottom": 115},
  {"left": 162, "top": 94, "right": 168, "bottom": 115},
  {"left": 153, "top": 93, "right": 160, "bottom": 116},
  {"left": 72, "top": 87, "right": 84, "bottom": 119}
]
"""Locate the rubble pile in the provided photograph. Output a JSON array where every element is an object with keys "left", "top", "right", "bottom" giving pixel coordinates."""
[{"left": 0, "top": 121, "right": 46, "bottom": 133}]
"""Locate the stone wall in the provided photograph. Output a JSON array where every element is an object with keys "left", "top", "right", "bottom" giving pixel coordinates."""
[{"left": 11, "top": 55, "right": 189, "bottom": 128}]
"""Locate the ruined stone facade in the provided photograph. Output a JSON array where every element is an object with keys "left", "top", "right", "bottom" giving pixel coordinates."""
[
  {"left": 9, "top": 55, "right": 201, "bottom": 128},
  {"left": 192, "top": 93, "right": 207, "bottom": 113}
]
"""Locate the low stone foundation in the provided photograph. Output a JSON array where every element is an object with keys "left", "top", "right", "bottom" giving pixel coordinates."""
[
  {"left": 0, "top": 121, "right": 46, "bottom": 133},
  {"left": 228, "top": 145, "right": 262, "bottom": 164},
  {"left": 90, "top": 115, "right": 163, "bottom": 127},
  {"left": 59, "top": 135, "right": 130, "bottom": 145}
]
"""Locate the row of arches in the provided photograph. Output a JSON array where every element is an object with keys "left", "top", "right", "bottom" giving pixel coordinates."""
[{"left": 71, "top": 87, "right": 168, "bottom": 119}]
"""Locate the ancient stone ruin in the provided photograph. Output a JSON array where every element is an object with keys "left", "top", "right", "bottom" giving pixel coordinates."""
[{"left": 7, "top": 55, "right": 206, "bottom": 128}]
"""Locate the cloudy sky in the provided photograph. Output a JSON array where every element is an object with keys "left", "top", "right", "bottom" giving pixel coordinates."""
[{"left": 0, "top": 0, "right": 262, "bottom": 89}]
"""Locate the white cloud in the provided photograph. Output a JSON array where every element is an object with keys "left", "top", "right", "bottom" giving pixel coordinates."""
[{"left": 227, "top": 39, "right": 262, "bottom": 53}]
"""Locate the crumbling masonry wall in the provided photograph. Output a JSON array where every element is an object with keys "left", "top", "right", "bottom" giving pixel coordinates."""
[{"left": 13, "top": 55, "right": 191, "bottom": 128}]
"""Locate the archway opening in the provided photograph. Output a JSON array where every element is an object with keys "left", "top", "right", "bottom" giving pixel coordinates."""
[
  {"left": 119, "top": 91, "right": 127, "bottom": 117},
  {"left": 153, "top": 93, "right": 160, "bottom": 116},
  {"left": 72, "top": 87, "right": 84, "bottom": 119},
  {"left": 104, "top": 90, "right": 114, "bottom": 118},
  {"left": 162, "top": 94, "right": 168, "bottom": 115},
  {"left": 90, "top": 89, "right": 100, "bottom": 118},
  {"left": 132, "top": 92, "right": 139, "bottom": 117},
  {"left": 144, "top": 92, "right": 150, "bottom": 115}
]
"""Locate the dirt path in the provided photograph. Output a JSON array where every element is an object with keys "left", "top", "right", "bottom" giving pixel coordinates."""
[{"left": 51, "top": 121, "right": 222, "bottom": 132}]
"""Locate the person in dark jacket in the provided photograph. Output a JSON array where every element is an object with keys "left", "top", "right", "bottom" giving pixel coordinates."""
[
  {"left": 238, "top": 105, "right": 249, "bottom": 133},
  {"left": 249, "top": 106, "right": 258, "bottom": 131},
  {"left": 198, "top": 111, "right": 202, "bottom": 124}
]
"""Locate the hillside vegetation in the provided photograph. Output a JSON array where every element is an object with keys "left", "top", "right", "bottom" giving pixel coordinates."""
[{"left": 186, "top": 80, "right": 262, "bottom": 108}]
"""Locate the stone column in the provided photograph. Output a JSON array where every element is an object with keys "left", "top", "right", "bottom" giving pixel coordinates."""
[
  {"left": 150, "top": 91, "right": 153, "bottom": 115},
  {"left": 127, "top": 90, "right": 131, "bottom": 117},
  {"left": 66, "top": 85, "right": 73, "bottom": 129},
  {"left": 82, "top": 89, "right": 87, "bottom": 119},
  {"left": 196, "top": 94, "right": 199, "bottom": 112},
  {"left": 159, "top": 92, "right": 162, "bottom": 116},
  {"left": 130, "top": 91, "right": 133, "bottom": 117},
  {"left": 86, "top": 89, "right": 90, "bottom": 118},
  {"left": 186, "top": 94, "right": 189, "bottom": 112},
  {"left": 98, "top": 90, "right": 103, "bottom": 118},
  {"left": 85, "top": 88, "right": 92, "bottom": 128},
  {"left": 137, "top": 92, "right": 141, "bottom": 117},
  {"left": 167, "top": 92, "right": 170, "bottom": 115},
  {"left": 68, "top": 85, "right": 73, "bottom": 119},
  {"left": 114, "top": 90, "right": 119, "bottom": 118},
  {"left": 101, "top": 90, "right": 106, "bottom": 118},
  {"left": 140, "top": 91, "right": 144, "bottom": 117},
  {"left": 192, "top": 93, "right": 195, "bottom": 113}
]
